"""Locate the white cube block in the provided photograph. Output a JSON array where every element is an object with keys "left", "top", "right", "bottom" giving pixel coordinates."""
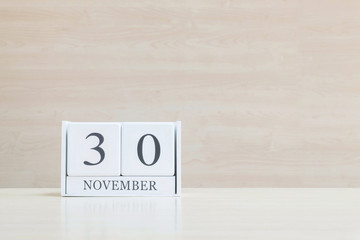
[
  {"left": 122, "top": 122, "right": 175, "bottom": 176},
  {"left": 67, "top": 122, "right": 121, "bottom": 176}
]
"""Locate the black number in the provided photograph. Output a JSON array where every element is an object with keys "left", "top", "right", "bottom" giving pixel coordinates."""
[
  {"left": 137, "top": 134, "right": 161, "bottom": 166},
  {"left": 84, "top": 132, "right": 105, "bottom": 166}
]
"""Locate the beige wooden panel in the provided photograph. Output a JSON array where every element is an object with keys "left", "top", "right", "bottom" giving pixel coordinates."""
[{"left": 1, "top": 0, "right": 360, "bottom": 187}]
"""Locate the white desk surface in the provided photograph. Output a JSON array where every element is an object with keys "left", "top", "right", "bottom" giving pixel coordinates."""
[{"left": 0, "top": 188, "right": 359, "bottom": 240}]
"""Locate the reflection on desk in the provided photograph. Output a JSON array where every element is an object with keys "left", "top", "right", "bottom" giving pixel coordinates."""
[{"left": 61, "top": 196, "right": 180, "bottom": 235}]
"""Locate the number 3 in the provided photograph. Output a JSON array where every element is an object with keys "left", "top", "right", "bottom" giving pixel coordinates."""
[{"left": 84, "top": 132, "right": 105, "bottom": 166}]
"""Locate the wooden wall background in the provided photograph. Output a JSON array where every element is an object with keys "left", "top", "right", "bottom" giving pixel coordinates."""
[{"left": 1, "top": 0, "right": 360, "bottom": 187}]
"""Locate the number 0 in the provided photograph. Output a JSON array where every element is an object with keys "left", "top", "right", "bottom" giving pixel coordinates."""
[{"left": 137, "top": 134, "right": 161, "bottom": 166}]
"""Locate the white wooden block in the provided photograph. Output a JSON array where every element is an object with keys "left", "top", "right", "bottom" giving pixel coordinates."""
[
  {"left": 61, "top": 121, "right": 181, "bottom": 196},
  {"left": 122, "top": 122, "right": 175, "bottom": 176},
  {"left": 67, "top": 122, "right": 121, "bottom": 176},
  {"left": 66, "top": 176, "right": 175, "bottom": 196}
]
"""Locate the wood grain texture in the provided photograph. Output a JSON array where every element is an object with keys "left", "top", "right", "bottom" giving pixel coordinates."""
[
  {"left": 1, "top": 0, "right": 360, "bottom": 187},
  {"left": 1, "top": 188, "right": 359, "bottom": 239}
]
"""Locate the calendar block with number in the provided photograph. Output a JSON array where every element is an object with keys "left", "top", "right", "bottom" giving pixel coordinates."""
[{"left": 61, "top": 121, "right": 181, "bottom": 196}]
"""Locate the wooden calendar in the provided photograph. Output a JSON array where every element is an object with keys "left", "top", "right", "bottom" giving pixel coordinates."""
[{"left": 61, "top": 121, "right": 181, "bottom": 196}]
